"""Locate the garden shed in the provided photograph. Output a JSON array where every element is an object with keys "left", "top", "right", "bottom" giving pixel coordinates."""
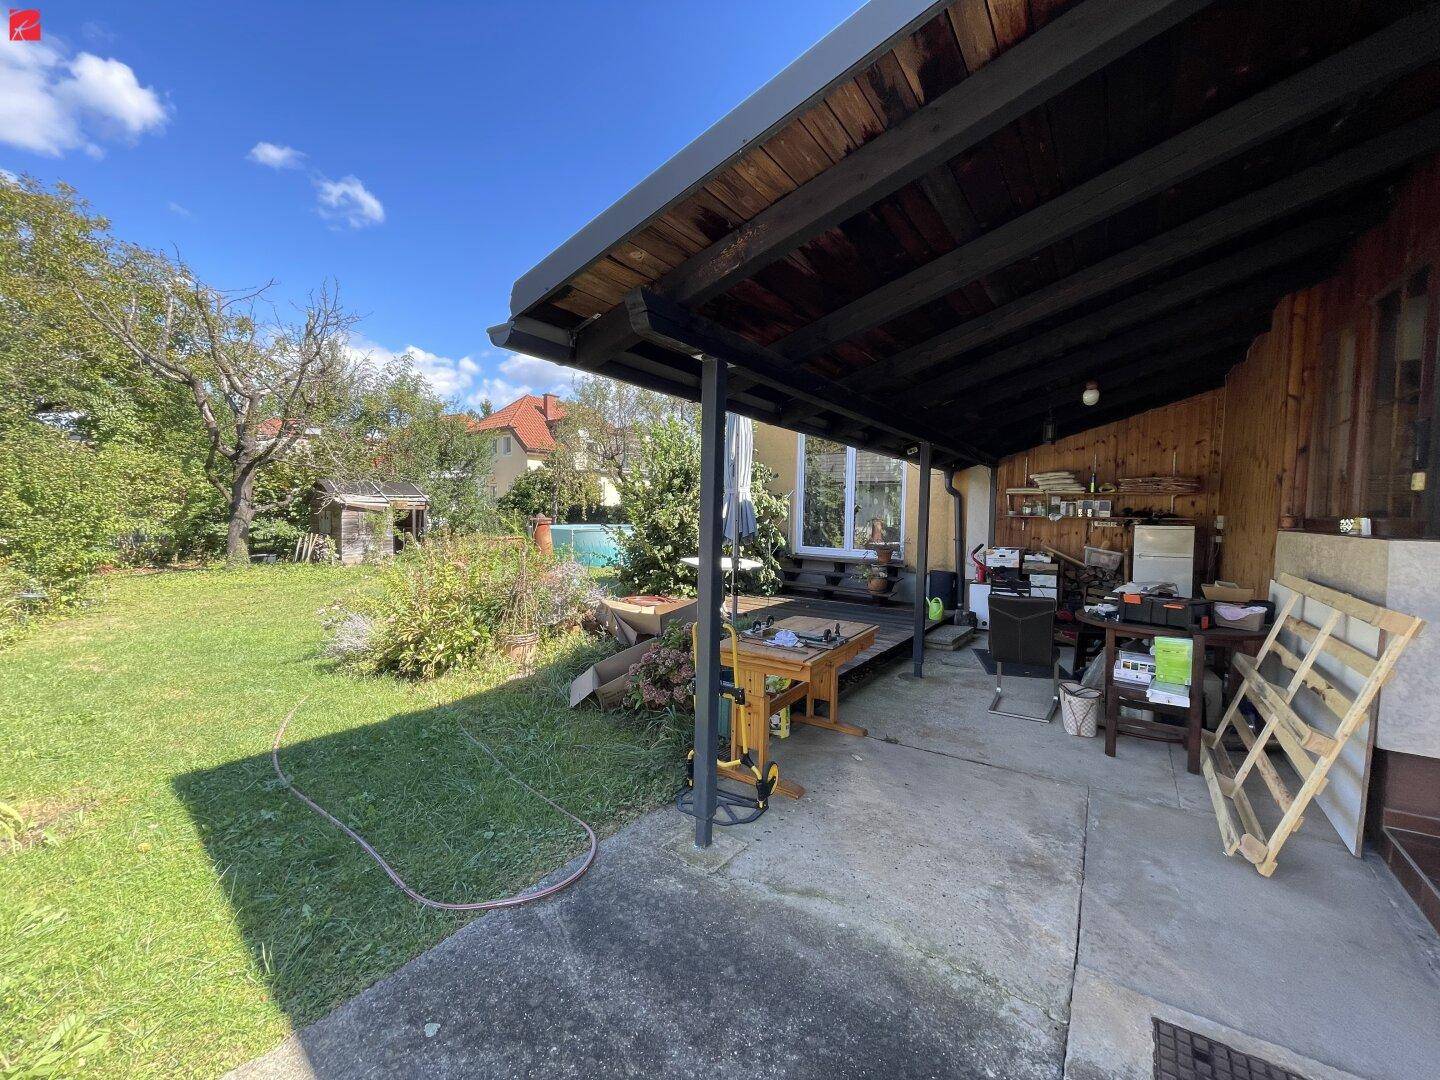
[{"left": 310, "top": 480, "right": 430, "bottom": 565}]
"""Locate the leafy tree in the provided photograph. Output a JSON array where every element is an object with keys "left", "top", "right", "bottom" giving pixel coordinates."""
[
  {"left": 497, "top": 459, "right": 602, "bottom": 523},
  {"left": 612, "top": 418, "right": 787, "bottom": 596},
  {"left": 296, "top": 358, "right": 498, "bottom": 534},
  {"left": 69, "top": 252, "right": 357, "bottom": 566},
  {"left": 0, "top": 177, "right": 218, "bottom": 567}
]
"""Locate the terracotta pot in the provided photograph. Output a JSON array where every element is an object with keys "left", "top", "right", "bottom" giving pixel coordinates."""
[
  {"left": 531, "top": 515, "right": 554, "bottom": 556},
  {"left": 874, "top": 546, "right": 894, "bottom": 565},
  {"left": 867, "top": 576, "right": 888, "bottom": 595}
]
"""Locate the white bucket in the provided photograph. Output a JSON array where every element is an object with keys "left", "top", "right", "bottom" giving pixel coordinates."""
[{"left": 1060, "top": 681, "right": 1101, "bottom": 738}]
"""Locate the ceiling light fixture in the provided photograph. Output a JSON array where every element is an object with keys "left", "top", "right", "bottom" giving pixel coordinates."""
[
  {"left": 1082, "top": 381, "right": 1101, "bottom": 407},
  {"left": 1042, "top": 409, "right": 1056, "bottom": 445}
]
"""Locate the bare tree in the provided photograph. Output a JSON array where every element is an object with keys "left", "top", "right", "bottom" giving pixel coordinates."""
[
  {"left": 568, "top": 373, "right": 695, "bottom": 478},
  {"left": 72, "top": 259, "right": 356, "bottom": 565}
]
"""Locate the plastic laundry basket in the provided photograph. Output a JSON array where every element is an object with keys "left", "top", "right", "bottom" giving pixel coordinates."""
[{"left": 1060, "top": 681, "right": 1101, "bottom": 737}]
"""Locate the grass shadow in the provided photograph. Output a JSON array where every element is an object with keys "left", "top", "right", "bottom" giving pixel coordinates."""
[{"left": 171, "top": 643, "right": 685, "bottom": 1058}]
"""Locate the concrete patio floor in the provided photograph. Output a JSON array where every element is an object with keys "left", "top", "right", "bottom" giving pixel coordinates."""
[{"left": 232, "top": 641, "right": 1440, "bottom": 1080}]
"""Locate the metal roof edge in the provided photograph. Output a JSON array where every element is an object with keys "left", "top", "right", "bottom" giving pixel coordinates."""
[{"left": 507, "top": 0, "right": 949, "bottom": 318}]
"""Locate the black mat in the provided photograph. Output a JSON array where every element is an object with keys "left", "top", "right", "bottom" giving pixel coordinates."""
[
  {"left": 971, "top": 648, "right": 1068, "bottom": 680},
  {"left": 1154, "top": 1019, "right": 1310, "bottom": 1080}
]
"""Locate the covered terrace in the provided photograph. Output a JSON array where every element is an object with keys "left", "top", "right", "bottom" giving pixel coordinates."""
[{"left": 490, "top": 0, "right": 1440, "bottom": 852}]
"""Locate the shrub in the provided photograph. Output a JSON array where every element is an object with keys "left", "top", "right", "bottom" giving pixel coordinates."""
[
  {"left": 343, "top": 535, "right": 595, "bottom": 679},
  {"left": 626, "top": 619, "right": 696, "bottom": 712},
  {"left": 612, "top": 419, "right": 788, "bottom": 596},
  {"left": 0, "top": 423, "right": 181, "bottom": 604}
]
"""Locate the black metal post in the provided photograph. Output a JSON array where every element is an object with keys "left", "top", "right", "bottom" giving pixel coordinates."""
[
  {"left": 693, "top": 355, "right": 727, "bottom": 847},
  {"left": 912, "top": 441, "right": 932, "bottom": 677},
  {"left": 944, "top": 467, "right": 966, "bottom": 625}
]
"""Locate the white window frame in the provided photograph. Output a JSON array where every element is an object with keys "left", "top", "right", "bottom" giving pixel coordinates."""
[
  {"left": 499, "top": 435, "right": 513, "bottom": 456},
  {"left": 794, "top": 434, "right": 906, "bottom": 557}
]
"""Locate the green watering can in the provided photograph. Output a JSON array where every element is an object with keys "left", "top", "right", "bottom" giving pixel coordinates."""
[{"left": 926, "top": 596, "right": 944, "bottom": 621}]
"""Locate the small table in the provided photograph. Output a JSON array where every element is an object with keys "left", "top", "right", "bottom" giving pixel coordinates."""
[
  {"left": 1073, "top": 610, "right": 1268, "bottom": 774},
  {"left": 715, "top": 615, "right": 877, "bottom": 799}
]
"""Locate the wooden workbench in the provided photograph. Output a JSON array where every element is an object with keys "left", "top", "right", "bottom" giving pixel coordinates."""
[{"left": 717, "top": 616, "right": 877, "bottom": 800}]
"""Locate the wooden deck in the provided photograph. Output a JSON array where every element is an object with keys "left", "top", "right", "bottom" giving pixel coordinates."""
[{"left": 733, "top": 593, "right": 942, "bottom": 682}]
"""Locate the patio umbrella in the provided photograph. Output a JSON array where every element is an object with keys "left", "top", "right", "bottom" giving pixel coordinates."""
[{"left": 723, "top": 413, "right": 756, "bottom": 622}]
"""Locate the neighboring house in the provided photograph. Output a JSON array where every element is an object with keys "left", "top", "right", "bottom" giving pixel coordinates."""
[
  {"left": 469, "top": 392, "right": 619, "bottom": 507},
  {"left": 753, "top": 422, "right": 991, "bottom": 583}
]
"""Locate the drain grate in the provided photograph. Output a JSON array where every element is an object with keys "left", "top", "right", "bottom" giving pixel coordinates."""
[{"left": 1153, "top": 1019, "right": 1311, "bottom": 1080}]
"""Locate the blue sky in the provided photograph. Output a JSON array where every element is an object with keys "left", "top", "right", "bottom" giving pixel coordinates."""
[{"left": 1, "top": 0, "right": 864, "bottom": 408}]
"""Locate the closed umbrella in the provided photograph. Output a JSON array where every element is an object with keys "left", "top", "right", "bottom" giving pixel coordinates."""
[{"left": 723, "top": 413, "right": 756, "bottom": 622}]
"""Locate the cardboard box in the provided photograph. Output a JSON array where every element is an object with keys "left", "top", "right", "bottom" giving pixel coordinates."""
[
  {"left": 569, "top": 641, "right": 651, "bottom": 709},
  {"left": 602, "top": 595, "right": 698, "bottom": 642},
  {"left": 1201, "top": 581, "right": 1254, "bottom": 604}
]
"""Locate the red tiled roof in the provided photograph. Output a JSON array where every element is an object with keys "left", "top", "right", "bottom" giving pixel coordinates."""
[{"left": 468, "top": 393, "right": 567, "bottom": 452}]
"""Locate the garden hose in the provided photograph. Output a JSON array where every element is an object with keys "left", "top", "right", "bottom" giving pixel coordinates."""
[{"left": 270, "top": 701, "right": 597, "bottom": 912}]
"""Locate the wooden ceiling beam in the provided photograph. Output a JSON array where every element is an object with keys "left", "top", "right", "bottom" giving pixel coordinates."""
[
  {"left": 772, "top": 9, "right": 1440, "bottom": 361},
  {"left": 788, "top": 108, "right": 1440, "bottom": 424},
  {"left": 856, "top": 209, "right": 1368, "bottom": 395},
  {"left": 975, "top": 328, "right": 1261, "bottom": 425},
  {"left": 623, "top": 288, "right": 992, "bottom": 466},
  {"left": 654, "top": 0, "right": 1210, "bottom": 309},
  {"left": 907, "top": 259, "right": 1325, "bottom": 407},
  {"left": 988, "top": 358, "right": 1239, "bottom": 456}
]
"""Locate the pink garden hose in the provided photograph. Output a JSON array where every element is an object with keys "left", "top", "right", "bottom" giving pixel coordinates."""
[{"left": 271, "top": 703, "right": 597, "bottom": 911}]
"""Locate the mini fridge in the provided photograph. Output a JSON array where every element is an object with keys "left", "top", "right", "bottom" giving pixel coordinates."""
[{"left": 1132, "top": 524, "right": 1196, "bottom": 596}]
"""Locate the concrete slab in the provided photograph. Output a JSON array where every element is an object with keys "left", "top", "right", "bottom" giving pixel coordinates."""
[
  {"left": 728, "top": 730, "right": 1086, "bottom": 1018},
  {"left": 1064, "top": 967, "right": 1366, "bottom": 1080},
  {"left": 850, "top": 646, "right": 1185, "bottom": 811},
  {"left": 230, "top": 650, "right": 1440, "bottom": 1080},
  {"left": 1076, "top": 790, "right": 1440, "bottom": 1080},
  {"left": 230, "top": 747, "right": 1079, "bottom": 1080}
]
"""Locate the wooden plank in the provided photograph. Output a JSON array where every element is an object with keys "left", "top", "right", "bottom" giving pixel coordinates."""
[
  {"left": 1234, "top": 655, "right": 1324, "bottom": 776},
  {"left": 1272, "top": 640, "right": 1354, "bottom": 719},
  {"left": 1201, "top": 744, "right": 1244, "bottom": 855},
  {"left": 1277, "top": 572, "right": 1419, "bottom": 634},
  {"left": 773, "top": 13, "right": 1440, "bottom": 360},
  {"left": 652, "top": 0, "right": 1211, "bottom": 307},
  {"left": 924, "top": 277, "right": 1292, "bottom": 406},
  {"left": 625, "top": 288, "right": 990, "bottom": 464},
  {"left": 847, "top": 211, "right": 1370, "bottom": 395}
]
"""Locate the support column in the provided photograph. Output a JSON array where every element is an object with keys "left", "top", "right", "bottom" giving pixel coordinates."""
[
  {"left": 693, "top": 355, "right": 727, "bottom": 847},
  {"left": 912, "top": 441, "right": 932, "bottom": 677}
]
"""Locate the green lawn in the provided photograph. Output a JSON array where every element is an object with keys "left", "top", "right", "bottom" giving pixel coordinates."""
[{"left": 0, "top": 566, "right": 682, "bottom": 1078}]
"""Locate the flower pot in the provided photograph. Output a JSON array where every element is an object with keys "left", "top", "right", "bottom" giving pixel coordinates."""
[
  {"left": 501, "top": 630, "right": 540, "bottom": 670},
  {"left": 866, "top": 576, "right": 888, "bottom": 596},
  {"left": 874, "top": 546, "right": 894, "bottom": 565}
]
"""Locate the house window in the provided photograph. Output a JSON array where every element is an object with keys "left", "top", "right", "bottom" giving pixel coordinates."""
[
  {"left": 499, "top": 435, "right": 513, "bottom": 456},
  {"left": 1305, "top": 265, "right": 1440, "bottom": 536},
  {"left": 1366, "top": 268, "right": 1432, "bottom": 521},
  {"left": 795, "top": 435, "right": 905, "bottom": 555}
]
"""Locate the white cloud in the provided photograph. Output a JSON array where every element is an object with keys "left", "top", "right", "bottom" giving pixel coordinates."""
[
  {"left": 314, "top": 174, "right": 385, "bottom": 229},
  {"left": 344, "top": 336, "right": 571, "bottom": 409},
  {"left": 247, "top": 141, "right": 304, "bottom": 169},
  {"left": 167, "top": 201, "right": 192, "bottom": 218},
  {"left": 0, "top": 41, "right": 167, "bottom": 157}
]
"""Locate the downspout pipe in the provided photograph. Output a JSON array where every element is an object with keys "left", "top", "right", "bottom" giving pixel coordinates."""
[{"left": 944, "top": 467, "right": 967, "bottom": 626}]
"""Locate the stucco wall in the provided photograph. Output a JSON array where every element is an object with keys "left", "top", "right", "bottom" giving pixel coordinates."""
[{"left": 487, "top": 443, "right": 544, "bottom": 499}]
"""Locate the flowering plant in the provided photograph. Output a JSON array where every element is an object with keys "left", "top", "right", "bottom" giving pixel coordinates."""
[{"left": 625, "top": 619, "right": 696, "bottom": 712}]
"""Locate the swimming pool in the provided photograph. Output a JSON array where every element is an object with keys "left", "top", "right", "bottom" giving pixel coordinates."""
[{"left": 548, "top": 523, "right": 631, "bottom": 567}]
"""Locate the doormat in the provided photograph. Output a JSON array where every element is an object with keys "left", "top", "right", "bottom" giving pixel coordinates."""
[
  {"left": 1153, "top": 1018, "right": 1310, "bottom": 1080},
  {"left": 972, "top": 648, "right": 1067, "bottom": 680}
]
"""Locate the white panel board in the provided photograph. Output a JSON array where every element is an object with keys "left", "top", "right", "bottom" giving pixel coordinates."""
[
  {"left": 1378, "top": 540, "right": 1440, "bottom": 757},
  {"left": 1267, "top": 580, "right": 1380, "bottom": 857}
]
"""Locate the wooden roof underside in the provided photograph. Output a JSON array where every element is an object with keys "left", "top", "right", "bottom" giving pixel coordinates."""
[{"left": 495, "top": 0, "right": 1440, "bottom": 468}]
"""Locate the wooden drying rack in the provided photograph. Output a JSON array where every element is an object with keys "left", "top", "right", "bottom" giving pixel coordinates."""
[{"left": 1199, "top": 572, "right": 1424, "bottom": 877}]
